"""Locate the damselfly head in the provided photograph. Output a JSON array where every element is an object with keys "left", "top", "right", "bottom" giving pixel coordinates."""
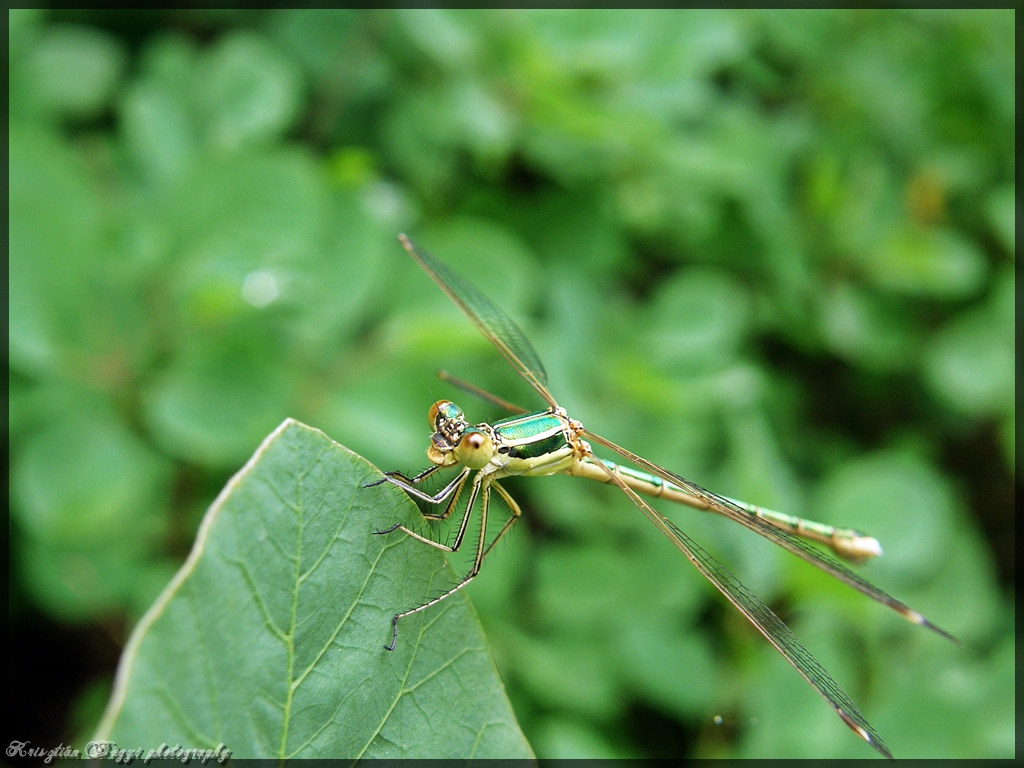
[
  {"left": 428, "top": 399, "right": 464, "bottom": 429},
  {"left": 426, "top": 400, "right": 468, "bottom": 467},
  {"left": 430, "top": 399, "right": 468, "bottom": 440}
]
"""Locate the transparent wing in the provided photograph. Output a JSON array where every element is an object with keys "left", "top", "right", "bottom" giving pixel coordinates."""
[
  {"left": 588, "top": 451, "right": 893, "bottom": 760},
  {"left": 582, "top": 428, "right": 958, "bottom": 644},
  {"left": 400, "top": 234, "right": 556, "bottom": 408}
]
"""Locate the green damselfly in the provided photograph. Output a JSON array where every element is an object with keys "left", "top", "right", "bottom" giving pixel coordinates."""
[{"left": 371, "top": 234, "right": 956, "bottom": 759}]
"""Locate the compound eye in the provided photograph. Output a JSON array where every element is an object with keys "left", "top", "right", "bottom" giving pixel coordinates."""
[
  {"left": 455, "top": 428, "right": 494, "bottom": 470},
  {"left": 428, "top": 400, "right": 462, "bottom": 429}
]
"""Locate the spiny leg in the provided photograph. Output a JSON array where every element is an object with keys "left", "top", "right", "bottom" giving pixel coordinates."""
[
  {"left": 384, "top": 478, "right": 527, "bottom": 651},
  {"left": 385, "top": 468, "right": 471, "bottom": 521},
  {"left": 368, "top": 464, "right": 468, "bottom": 509},
  {"left": 364, "top": 462, "right": 445, "bottom": 489},
  {"left": 371, "top": 468, "right": 471, "bottom": 542},
  {"left": 480, "top": 480, "right": 523, "bottom": 560},
  {"left": 418, "top": 470, "right": 471, "bottom": 522},
  {"left": 384, "top": 472, "right": 490, "bottom": 650},
  {"left": 374, "top": 469, "right": 474, "bottom": 548}
]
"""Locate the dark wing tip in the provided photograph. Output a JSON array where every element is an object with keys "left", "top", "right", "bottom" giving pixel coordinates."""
[
  {"left": 921, "top": 616, "right": 963, "bottom": 647},
  {"left": 838, "top": 707, "right": 894, "bottom": 760},
  {"left": 897, "top": 605, "right": 961, "bottom": 646}
]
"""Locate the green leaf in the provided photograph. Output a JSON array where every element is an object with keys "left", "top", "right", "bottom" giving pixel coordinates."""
[
  {"left": 95, "top": 419, "right": 532, "bottom": 759},
  {"left": 9, "top": 124, "right": 106, "bottom": 375},
  {"left": 24, "top": 24, "right": 126, "bottom": 119},
  {"left": 19, "top": 537, "right": 165, "bottom": 622},
  {"left": 985, "top": 184, "right": 1014, "bottom": 254},
  {"left": 921, "top": 271, "right": 1015, "bottom": 419},
  {"left": 142, "top": 331, "right": 294, "bottom": 470},
  {"left": 198, "top": 31, "right": 302, "bottom": 150},
  {"left": 645, "top": 267, "right": 751, "bottom": 373},
  {"left": 865, "top": 226, "right": 988, "bottom": 298},
  {"left": 816, "top": 281, "right": 919, "bottom": 372},
  {"left": 11, "top": 408, "right": 170, "bottom": 547},
  {"left": 119, "top": 77, "right": 197, "bottom": 185}
]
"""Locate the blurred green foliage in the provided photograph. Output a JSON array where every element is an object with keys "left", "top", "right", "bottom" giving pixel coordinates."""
[{"left": 8, "top": 8, "right": 1014, "bottom": 759}]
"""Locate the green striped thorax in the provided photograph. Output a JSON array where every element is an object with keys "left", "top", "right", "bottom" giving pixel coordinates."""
[{"left": 425, "top": 399, "right": 578, "bottom": 475}]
